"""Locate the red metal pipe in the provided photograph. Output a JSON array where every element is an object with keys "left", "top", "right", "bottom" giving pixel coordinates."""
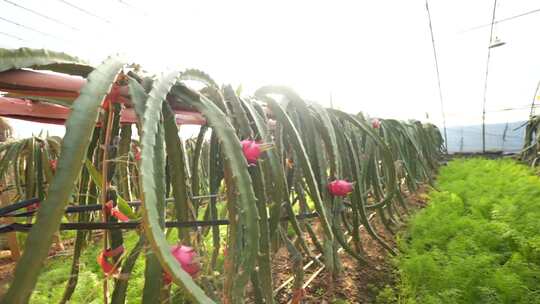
[
  {"left": 0, "top": 69, "right": 206, "bottom": 125},
  {"left": 0, "top": 97, "right": 205, "bottom": 126}
]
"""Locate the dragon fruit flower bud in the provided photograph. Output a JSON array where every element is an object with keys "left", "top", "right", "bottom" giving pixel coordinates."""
[
  {"left": 267, "top": 119, "right": 277, "bottom": 130},
  {"left": 241, "top": 140, "right": 272, "bottom": 165},
  {"left": 328, "top": 179, "right": 354, "bottom": 197},
  {"left": 49, "top": 159, "right": 57, "bottom": 171},
  {"left": 131, "top": 144, "right": 142, "bottom": 161},
  {"left": 134, "top": 149, "right": 141, "bottom": 161},
  {"left": 371, "top": 118, "right": 381, "bottom": 129}
]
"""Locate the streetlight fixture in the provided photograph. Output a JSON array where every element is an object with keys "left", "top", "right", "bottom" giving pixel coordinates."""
[{"left": 489, "top": 36, "right": 506, "bottom": 49}]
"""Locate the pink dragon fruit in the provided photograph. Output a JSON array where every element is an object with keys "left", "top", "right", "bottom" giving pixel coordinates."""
[
  {"left": 328, "top": 180, "right": 354, "bottom": 197},
  {"left": 371, "top": 118, "right": 381, "bottom": 129},
  {"left": 241, "top": 140, "right": 272, "bottom": 165},
  {"left": 132, "top": 143, "right": 142, "bottom": 161},
  {"left": 163, "top": 245, "right": 200, "bottom": 284},
  {"left": 49, "top": 159, "right": 57, "bottom": 172}
]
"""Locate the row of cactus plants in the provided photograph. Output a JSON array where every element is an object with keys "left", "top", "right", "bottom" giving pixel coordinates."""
[
  {"left": 520, "top": 115, "right": 540, "bottom": 166},
  {"left": 0, "top": 48, "right": 444, "bottom": 304}
]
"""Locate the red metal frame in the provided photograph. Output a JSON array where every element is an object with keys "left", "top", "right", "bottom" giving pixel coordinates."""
[{"left": 0, "top": 69, "right": 206, "bottom": 126}]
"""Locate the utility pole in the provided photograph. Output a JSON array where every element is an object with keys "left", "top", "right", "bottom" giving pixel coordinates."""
[
  {"left": 425, "top": 0, "right": 449, "bottom": 152},
  {"left": 529, "top": 80, "right": 540, "bottom": 118},
  {"left": 482, "top": 0, "right": 499, "bottom": 153}
]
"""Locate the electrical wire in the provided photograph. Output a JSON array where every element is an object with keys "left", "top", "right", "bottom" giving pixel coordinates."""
[
  {"left": 425, "top": 0, "right": 449, "bottom": 152},
  {"left": 0, "top": 213, "right": 320, "bottom": 233},
  {"left": 1, "top": 0, "right": 80, "bottom": 31},
  {"left": 481, "top": 0, "right": 499, "bottom": 153},
  {"left": 118, "top": 0, "right": 149, "bottom": 17},
  {"left": 57, "top": 0, "right": 112, "bottom": 24},
  {"left": 0, "top": 16, "right": 68, "bottom": 42},
  {"left": 485, "top": 104, "right": 539, "bottom": 113},
  {"left": 0, "top": 31, "right": 27, "bottom": 42},
  {"left": 445, "top": 104, "right": 539, "bottom": 118},
  {"left": 460, "top": 7, "right": 540, "bottom": 33}
]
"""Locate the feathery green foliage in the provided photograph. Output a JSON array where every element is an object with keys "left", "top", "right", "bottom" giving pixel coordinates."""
[{"left": 396, "top": 158, "right": 540, "bottom": 304}]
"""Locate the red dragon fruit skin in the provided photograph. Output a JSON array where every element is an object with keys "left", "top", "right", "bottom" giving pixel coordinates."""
[
  {"left": 163, "top": 245, "right": 200, "bottom": 284},
  {"left": 171, "top": 245, "right": 200, "bottom": 276},
  {"left": 328, "top": 180, "right": 354, "bottom": 197},
  {"left": 371, "top": 118, "right": 381, "bottom": 129},
  {"left": 49, "top": 159, "right": 57, "bottom": 171},
  {"left": 241, "top": 140, "right": 262, "bottom": 165}
]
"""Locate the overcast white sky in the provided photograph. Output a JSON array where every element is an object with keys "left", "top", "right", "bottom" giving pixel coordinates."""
[{"left": 1, "top": 0, "right": 540, "bottom": 137}]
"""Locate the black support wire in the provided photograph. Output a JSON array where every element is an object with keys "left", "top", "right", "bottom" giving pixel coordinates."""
[
  {"left": 3, "top": 202, "right": 139, "bottom": 218},
  {"left": 0, "top": 196, "right": 225, "bottom": 218},
  {"left": 482, "top": 0, "right": 499, "bottom": 153},
  {"left": 425, "top": 0, "right": 448, "bottom": 152},
  {"left": 0, "top": 198, "right": 39, "bottom": 217},
  {"left": 0, "top": 213, "right": 320, "bottom": 233},
  {"left": 1, "top": 0, "right": 80, "bottom": 31},
  {"left": 0, "top": 196, "right": 322, "bottom": 233},
  {"left": 3, "top": 199, "right": 173, "bottom": 217}
]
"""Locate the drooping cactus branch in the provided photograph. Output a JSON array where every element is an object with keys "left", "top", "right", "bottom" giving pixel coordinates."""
[{"left": 0, "top": 47, "right": 444, "bottom": 304}]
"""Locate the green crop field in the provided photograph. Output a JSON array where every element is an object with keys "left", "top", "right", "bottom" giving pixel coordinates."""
[{"left": 394, "top": 159, "right": 540, "bottom": 304}]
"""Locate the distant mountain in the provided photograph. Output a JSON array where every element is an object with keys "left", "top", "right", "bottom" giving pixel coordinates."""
[{"left": 444, "top": 121, "right": 526, "bottom": 153}]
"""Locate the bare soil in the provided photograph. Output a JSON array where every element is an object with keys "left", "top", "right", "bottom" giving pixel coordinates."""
[{"left": 271, "top": 186, "right": 429, "bottom": 304}]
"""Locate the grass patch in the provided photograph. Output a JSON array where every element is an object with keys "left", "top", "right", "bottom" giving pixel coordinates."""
[
  {"left": 28, "top": 231, "right": 145, "bottom": 303},
  {"left": 21, "top": 198, "right": 234, "bottom": 303},
  {"left": 395, "top": 158, "right": 540, "bottom": 303},
  {"left": 11, "top": 205, "right": 230, "bottom": 303}
]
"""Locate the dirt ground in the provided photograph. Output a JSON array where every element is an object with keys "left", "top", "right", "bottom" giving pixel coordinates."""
[{"left": 271, "top": 186, "right": 429, "bottom": 304}]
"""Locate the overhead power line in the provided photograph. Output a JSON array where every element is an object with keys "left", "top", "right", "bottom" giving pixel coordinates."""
[
  {"left": 425, "top": 0, "right": 448, "bottom": 152},
  {"left": 1, "top": 0, "right": 80, "bottom": 31},
  {"left": 57, "top": 0, "right": 112, "bottom": 24},
  {"left": 118, "top": 0, "right": 135, "bottom": 10},
  {"left": 118, "top": 0, "right": 149, "bottom": 17},
  {"left": 445, "top": 105, "right": 539, "bottom": 118},
  {"left": 481, "top": 0, "right": 499, "bottom": 153},
  {"left": 0, "top": 31, "right": 27, "bottom": 42},
  {"left": 461, "top": 7, "right": 540, "bottom": 33},
  {"left": 486, "top": 105, "right": 538, "bottom": 113},
  {"left": 0, "top": 16, "right": 68, "bottom": 42}
]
